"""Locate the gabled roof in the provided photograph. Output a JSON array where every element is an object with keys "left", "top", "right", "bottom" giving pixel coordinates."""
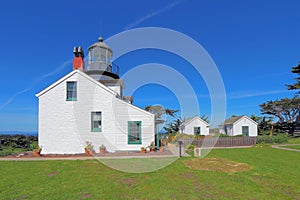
[
  {"left": 220, "top": 115, "right": 258, "bottom": 126},
  {"left": 35, "top": 70, "right": 154, "bottom": 117},
  {"left": 180, "top": 116, "right": 210, "bottom": 127},
  {"left": 35, "top": 70, "right": 118, "bottom": 97}
]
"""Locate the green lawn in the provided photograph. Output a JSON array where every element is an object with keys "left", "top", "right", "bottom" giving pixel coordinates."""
[
  {"left": 0, "top": 147, "right": 299, "bottom": 199},
  {"left": 281, "top": 145, "right": 300, "bottom": 150}
]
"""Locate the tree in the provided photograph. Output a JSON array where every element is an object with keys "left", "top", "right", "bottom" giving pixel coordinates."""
[
  {"left": 164, "top": 118, "right": 182, "bottom": 134},
  {"left": 144, "top": 105, "right": 178, "bottom": 122},
  {"left": 287, "top": 61, "right": 300, "bottom": 91},
  {"left": 200, "top": 114, "right": 210, "bottom": 123},
  {"left": 250, "top": 114, "right": 274, "bottom": 135},
  {"left": 260, "top": 97, "right": 300, "bottom": 134},
  {"left": 260, "top": 97, "right": 300, "bottom": 123}
]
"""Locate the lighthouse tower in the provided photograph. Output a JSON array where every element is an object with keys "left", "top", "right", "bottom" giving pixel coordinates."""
[{"left": 73, "top": 37, "right": 125, "bottom": 98}]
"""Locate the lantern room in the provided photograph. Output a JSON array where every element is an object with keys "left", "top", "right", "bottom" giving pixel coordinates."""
[{"left": 85, "top": 37, "right": 119, "bottom": 80}]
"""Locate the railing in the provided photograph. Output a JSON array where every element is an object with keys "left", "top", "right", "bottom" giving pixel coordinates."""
[
  {"left": 111, "top": 62, "right": 120, "bottom": 75},
  {"left": 86, "top": 62, "right": 120, "bottom": 75},
  {"left": 178, "top": 136, "right": 257, "bottom": 148}
]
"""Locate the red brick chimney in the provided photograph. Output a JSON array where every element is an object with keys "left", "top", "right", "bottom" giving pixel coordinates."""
[{"left": 72, "top": 46, "right": 84, "bottom": 71}]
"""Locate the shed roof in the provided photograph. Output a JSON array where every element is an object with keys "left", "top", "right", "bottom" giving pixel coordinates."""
[
  {"left": 220, "top": 115, "right": 258, "bottom": 125},
  {"left": 181, "top": 116, "right": 210, "bottom": 127}
]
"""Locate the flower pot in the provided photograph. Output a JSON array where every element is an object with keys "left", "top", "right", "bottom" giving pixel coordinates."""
[
  {"left": 159, "top": 147, "right": 164, "bottom": 152},
  {"left": 141, "top": 149, "right": 146, "bottom": 153},
  {"left": 85, "top": 148, "right": 94, "bottom": 156},
  {"left": 33, "top": 150, "right": 40, "bottom": 157},
  {"left": 99, "top": 149, "right": 106, "bottom": 154}
]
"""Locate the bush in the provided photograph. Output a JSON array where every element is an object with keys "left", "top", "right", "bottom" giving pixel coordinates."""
[
  {"left": 273, "top": 134, "right": 289, "bottom": 144},
  {"left": 30, "top": 141, "right": 39, "bottom": 150},
  {"left": 256, "top": 134, "right": 289, "bottom": 144},
  {"left": 186, "top": 144, "right": 195, "bottom": 150},
  {"left": 218, "top": 134, "right": 229, "bottom": 137},
  {"left": 0, "top": 149, "right": 13, "bottom": 157}
]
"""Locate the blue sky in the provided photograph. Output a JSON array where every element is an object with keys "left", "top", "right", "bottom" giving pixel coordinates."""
[{"left": 0, "top": 0, "right": 299, "bottom": 131}]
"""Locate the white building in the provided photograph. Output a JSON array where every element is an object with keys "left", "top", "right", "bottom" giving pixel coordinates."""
[
  {"left": 179, "top": 116, "right": 210, "bottom": 135},
  {"left": 219, "top": 115, "right": 258, "bottom": 136},
  {"left": 36, "top": 37, "right": 155, "bottom": 154}
]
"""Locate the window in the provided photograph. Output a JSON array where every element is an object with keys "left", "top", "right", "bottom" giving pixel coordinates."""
[
  {"left": 194, "top": 126, "right": 201, "bottom": 135},
  {"left": 91, "top": 112, "right": 102, "bottom": 132},
  {"left": 66, "top": 81, "right": 77, "bottom": 101},
  {"left": 242, "top": 126, "right": 249, "bottom": 136},
  {"left": 128, "top": 121, "right": 142, "bottom": 144}
]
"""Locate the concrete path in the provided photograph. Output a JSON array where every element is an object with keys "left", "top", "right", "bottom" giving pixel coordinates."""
[
  {"left": 0, "top": 145, "right": 190, "bottom": 161},
  {"left": 271, "top": 144, "right": 300, "bottom": 152},
  {"left": 167, "top": 143, "right": 191, "bottom": 157}
]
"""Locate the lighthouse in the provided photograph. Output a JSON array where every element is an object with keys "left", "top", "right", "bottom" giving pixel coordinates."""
[{"left": 73, "top": 37, "right": 125, "bottom": 98}]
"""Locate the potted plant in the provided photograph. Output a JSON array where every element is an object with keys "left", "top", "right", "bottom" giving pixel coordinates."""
[
  {"left": 159, "top": 146, "right": 164, "bottom": 152},
  {"left": 85, "top": 141, "right": 94, "bottom": 155},
  {"left": 33, "top": 146, "right": 42, "bottom": 157},
  {"left": 99, "top": 144, "right": 106, "bottom": 154},
  {"left": 141, "top": 147, "right": 146, "bottom": 153},
  {"left": 150, "top": 142, "right": 155, "bottom": 152}
]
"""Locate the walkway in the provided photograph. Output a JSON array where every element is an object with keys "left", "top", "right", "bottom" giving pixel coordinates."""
[
  {"left": 271, "top": 144, "right": 300, "bottom": 152},
  {"left": 0, "top": 146, "right": 185, "bottom": 161}
]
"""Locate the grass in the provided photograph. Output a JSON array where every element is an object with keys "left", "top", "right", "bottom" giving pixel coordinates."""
[
  {"left": 287, "top": 137, "right": 300, "bottom": 144},
  {"left": 0, "top": 147, "right": 300, "bottom": 199},
  {"left": 280, "top": 145, "right": 300, "bottom": 150}
]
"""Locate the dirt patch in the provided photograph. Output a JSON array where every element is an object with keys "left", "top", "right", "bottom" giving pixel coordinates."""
[
  {"left": 119, "top": 178, "right": 137, "bottom": 188},
  {"left": 184, "top": 158, "right": 251, "bottom": 173},
  {"left": 81, "top": 193, "right": 92, "bottom": 199},
  {"left": 46, "top": 172, "right": 59, "bottom": 177},
  {"left": 15, "top": 194, "right": 28, "bottom": 200}
]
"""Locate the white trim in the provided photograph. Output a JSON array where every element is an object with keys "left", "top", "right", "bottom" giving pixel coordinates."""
[
  {"left": 36, "top": 70, "right": 117, "bottom": 97},
  {"left": 181, "top": 116, "right": 210, "bottom": 127},
  {"left": 233, "top": 115, "right": 258, "bottom": 125},
  {"left": 114, "top": 97, "right": 155, "bottom": 117}
]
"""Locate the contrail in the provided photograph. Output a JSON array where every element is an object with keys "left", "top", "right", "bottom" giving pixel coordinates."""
[
  {"left": 124, "top": 0, "right": 185, "bottom": 30},
  {"left": 0, "top": 59, "right": 71, "bottom": 110}
]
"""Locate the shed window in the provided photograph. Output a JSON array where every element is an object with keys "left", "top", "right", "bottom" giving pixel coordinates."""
[
  {"left": 128, "top": 121, "right": 142, "bottom": 144},
  {"left": 91, "top": 112, "right": 102, "bottom": 132},
  {"left": 194, "top": 127, "right": 201, "bottom": 135},
  {"left": 242, "top": 126, "right": 249, "bottom": 136},
  {"left": 66, "top": 81, "right": 77, "bottom": 101}
]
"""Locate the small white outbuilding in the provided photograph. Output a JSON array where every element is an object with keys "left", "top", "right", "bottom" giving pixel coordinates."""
[
  {"left": 179, "top": 116, "right": 210, "bottom": 135},
  {"left": 219, "top": 115, "right": 258, "bottom": 136}
]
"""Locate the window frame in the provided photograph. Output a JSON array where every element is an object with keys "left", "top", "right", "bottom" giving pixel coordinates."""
[
  {"left": 91, "top": 112, "right": 102, "bottom": 132},
  {"left": 128, "top": 121, "right": 142, "bottom": 144},
  {"left": 242, "top": 126, "right": 249, "bottom": 136},
  {"left": 66, "top": 81, "right": 77, "bottom": 101},
  {"left": 194, "top": 126, "right": 201, "bottom": 135}
]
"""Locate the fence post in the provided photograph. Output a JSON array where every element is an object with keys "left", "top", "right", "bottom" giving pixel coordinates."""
[{"left": 178, "top": 141, "right": 183, "bottom": 157}]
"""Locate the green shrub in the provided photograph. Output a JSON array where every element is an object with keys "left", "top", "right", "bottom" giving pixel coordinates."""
[
  {"left": 0, "top": 149, "right": 13, "bottom": 157},
  {"left": 186, "top": 144, "right": 195, "bottom": 150},
  {"left": 256, "top": 134, "right": 289, "bottom": 144},
  {"left": 273, "top": 134, "right": 289, "bottom": 144},
  {"left": 30, "top": 141, "right": 39, "bottom": 150},
  {"left": 218, "top": 134, "right": 229, "bottom": 137}
]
